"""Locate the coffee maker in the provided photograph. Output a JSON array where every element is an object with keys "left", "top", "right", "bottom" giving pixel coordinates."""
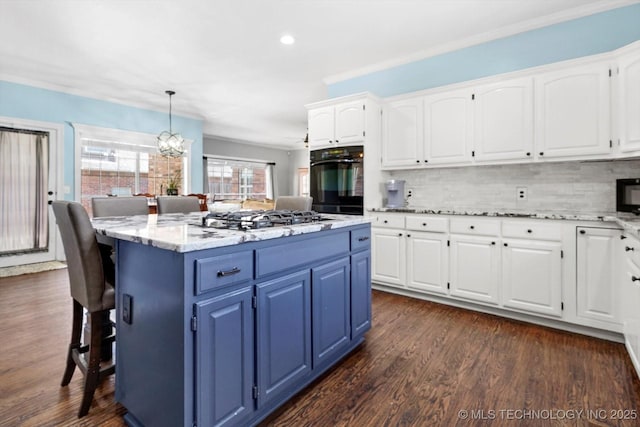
[{"left": 385, "top": 180, "right": 406, "bottom": 208}]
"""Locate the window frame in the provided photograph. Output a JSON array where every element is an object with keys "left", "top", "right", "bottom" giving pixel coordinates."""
[
  {"left": 203, "top": 154, "right": 275, "bottom": 201},
  {"left": 73, "top": 124, "right": 192, "bottom": 201}
]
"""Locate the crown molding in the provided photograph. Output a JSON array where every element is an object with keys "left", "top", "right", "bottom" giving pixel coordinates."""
[{"left": 323, "top": 0, "right": 639, "bottom": 85}]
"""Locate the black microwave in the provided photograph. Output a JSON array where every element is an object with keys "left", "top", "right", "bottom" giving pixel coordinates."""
[{"left": 617, "top": 178, "right": 640, "bottom": 214}]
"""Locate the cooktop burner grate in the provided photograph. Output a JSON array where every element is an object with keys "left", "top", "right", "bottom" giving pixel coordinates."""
[{"left": 202, "top": 210, "right": 326, "bottom": 230}]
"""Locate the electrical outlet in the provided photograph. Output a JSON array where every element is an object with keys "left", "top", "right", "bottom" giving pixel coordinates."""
[{"left": 516, "top": 187, "right": 528, "bottom": 201}]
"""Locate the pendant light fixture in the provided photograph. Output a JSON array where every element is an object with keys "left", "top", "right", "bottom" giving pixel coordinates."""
[{"left": 157, "top": 90, "right": 185, "bottom": 157}]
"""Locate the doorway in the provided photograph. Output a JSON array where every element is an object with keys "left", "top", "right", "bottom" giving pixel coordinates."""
[{"left": 0, "top": 118, "right": 63, "bottom": 268}]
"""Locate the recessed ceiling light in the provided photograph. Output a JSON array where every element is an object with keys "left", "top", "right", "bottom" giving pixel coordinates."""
[{"left": 280, "top": 34, "right": 295, "bottom": 45}]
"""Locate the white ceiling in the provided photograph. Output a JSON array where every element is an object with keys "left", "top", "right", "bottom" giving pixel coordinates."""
[{"left": 0, "top": 0, "right": 635, "bottom": 148}]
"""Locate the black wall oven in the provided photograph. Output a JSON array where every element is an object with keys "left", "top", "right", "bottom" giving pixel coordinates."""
[{"left": 310, "top": 145, "right": 363, "bottom": 215}]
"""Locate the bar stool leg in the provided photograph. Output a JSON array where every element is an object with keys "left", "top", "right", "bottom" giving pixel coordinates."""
[
  {"left": 78, "top": 311, "right": 103, "bottom": 417},
  {"left": 61, "top": 300, "right": 83, "bottom": 386}
]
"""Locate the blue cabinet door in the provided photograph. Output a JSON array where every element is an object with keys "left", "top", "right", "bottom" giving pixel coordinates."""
[
  {"left": 195, "top": 286, "right": 254, "bottom": 427},
  {"left": 256, "top": 270, "right": 312, "bottom": 408},
  {"left": 351, "top": 250, "right": 372, "bottom": 337},
  {"left": 312, "top": 257, "right": 351, "bottom": 367}
]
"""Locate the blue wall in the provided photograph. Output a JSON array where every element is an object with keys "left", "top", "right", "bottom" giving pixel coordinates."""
[
  {"left": 0, "top": 80, "right": 203, "bottom": 198},
  {"left": 328, "top": 3, "right": 640, "bottom": 98}
]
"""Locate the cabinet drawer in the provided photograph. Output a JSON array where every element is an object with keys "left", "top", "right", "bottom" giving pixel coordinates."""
[
  {"left": 405, "top": 215, "right": 448, "bottom": 233},
  {"left": 351, "top": 227, "right": 371, "bottom": 252},
  {"left": 502, "top": 221, "right": 562, "bottom": 241},
  {"left": 450, "top": 218, "right": 500, "bottom": 236},
  {"left": 370, "top": 213, "right": 405, "bottom": 229},
  {"left": 256, "top": 231, "right": 350, "bottom": 278},
  {"left": 195, "top": 251, "right": 254, "bottom": 295}
]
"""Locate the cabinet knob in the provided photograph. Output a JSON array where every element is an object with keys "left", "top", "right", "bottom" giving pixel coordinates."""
[
  {"left": 632, "top": 276, "right": 640, "bottom": 282},
  {"left": 424, "top": 159, "right": 428, "bottom": 163},
  {"left": 491, "top": 241, "right": 496, "bottom": 245},
  {"left": 579, "top": 230, "right": 586, "bottom": 234},
  {"left": 329, "top": 140, "right": 334, "bottom": 144},
  {"left": 469, "top": 225, "right": 475, "bottom": 230},
  {"left": 621, "top": 235, "right": 628, "bottom": 240},
  {"left": 398, "top": 233, "right": 403, "bottom": 237},
  {"left": 416, "top": 160, "right": 420, "bottom": 163},
  {"left": 626, "top": 246, "right": 635, "bottom": 252},
  {"left": 539, "top": 152, "right": 544, "bottom": 156},
  {"left": 526, "top": 152, "right": 531, "bottom": 156},
  {"left": 383, "top": 220, "right": 388, "bottom": 224},
  {"left": 504, "top": 243, "right": 508, "bottom": 247},
  {"left": 527, "top": 229, "right": 532, "bottom": 233},
  {"left": 422, "top": 223, "right": 427, "bottom": 226},
  {"left": 335, "top": 139, "right": 339, "bottom": 143},
  {"left": 407, "top": 234, "right": 411, "bottom": 237}
]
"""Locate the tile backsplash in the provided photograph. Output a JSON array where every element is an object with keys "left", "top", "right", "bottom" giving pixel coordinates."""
[{"left": 388, "top": 159, "right": 640, "bottom": 213}]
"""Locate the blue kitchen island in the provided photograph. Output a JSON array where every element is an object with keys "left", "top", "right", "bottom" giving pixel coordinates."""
[{"left": 92, "top": 212, "right": 372, "bottom": 427}]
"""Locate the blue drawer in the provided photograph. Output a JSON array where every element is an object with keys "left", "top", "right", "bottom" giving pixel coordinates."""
[
  {"left": 195, "top": 251, "right": 253, "bottom": 295},
  {"left": 255, "top": 232, "right": 350, "bottom": 279},
  {"left": 350, "top": 228, "right": 371, "bottom": 252}
]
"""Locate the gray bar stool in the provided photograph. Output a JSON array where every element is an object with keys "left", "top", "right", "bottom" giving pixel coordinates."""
[{"left": 52, "top": 201, "right": 116, "bottom": 417}]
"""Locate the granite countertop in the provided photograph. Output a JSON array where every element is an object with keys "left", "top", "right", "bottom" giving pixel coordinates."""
[
  {"left": 368, "top": 207, "right": 640, "bottom": 237},
  {"left": 92, "top": 212, "right": 371, "bottom": 253}
]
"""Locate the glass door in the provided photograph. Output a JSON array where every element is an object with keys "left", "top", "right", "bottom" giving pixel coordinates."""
[{"left": 0, "top": 122, "right": 60, "bottom": 268}]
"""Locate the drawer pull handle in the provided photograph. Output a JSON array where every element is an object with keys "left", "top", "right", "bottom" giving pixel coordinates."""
[
  {"left": 217, "top": 267, "right": 241, "bottom": 277},
  {"left": 579, "top": 230, "right": 586, "bottom": 234},
  {"left": 632, "top": 276, "right": 640, "bottom": 282},
  {"left": 626, "top": 246, "right": 635, "bottom": 252},
  {"left": 358, "top": 236, "right": 370, "bottom": 242},
  {"left": 527, "top": 229, "right": 532, "bottom": 233}
]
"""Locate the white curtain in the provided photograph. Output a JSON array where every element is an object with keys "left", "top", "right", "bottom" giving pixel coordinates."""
[{"left": 0, "top": 130, "right": 49, "bottom": 254}]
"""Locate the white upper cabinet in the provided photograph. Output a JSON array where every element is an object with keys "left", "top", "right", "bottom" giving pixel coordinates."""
[
  {"left": 473, "top": 77, "right": 534, "bottom": 162},
  {"left": 423, "top": 88, "right": 473, "bottom": 165},
  {"left": 382, "top": 97, "right": 423, "bottom": 168},
  {"left": 535, "top": 61, "right": 612, "bottom": 159},
  {"left": 617, "top": 47, "right": 640, "bottom": 153},
  {"left": 308, "top": 100, "right": 365, "bottom": 149}
]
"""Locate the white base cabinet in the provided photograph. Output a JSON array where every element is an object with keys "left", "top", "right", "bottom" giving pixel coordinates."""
[
  {"left": 576, "top": 227, "right": 620, "bottom": 325},
  {"left": 501, "top": 239, "right": 562, "bottom": 317},
  {"left": 406, "top": 231, "right": 448, "bottom": 295},
  {"left": 449, "top": 234, "right": 499, "bottom": 305},
  {"left": 371, "top": 227, "right": 405, "bottom": 287}
]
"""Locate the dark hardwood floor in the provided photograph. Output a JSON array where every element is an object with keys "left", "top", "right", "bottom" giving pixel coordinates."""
[{"left": 1, "top": 268, "right": 639, "bottom": 426}]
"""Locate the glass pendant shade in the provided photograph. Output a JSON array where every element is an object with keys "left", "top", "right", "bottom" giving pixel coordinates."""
[{"left": 157, "top": 90, "right": 185, "bottom": 157}]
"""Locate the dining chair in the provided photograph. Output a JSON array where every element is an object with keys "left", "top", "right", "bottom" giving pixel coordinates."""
[
  {"left": 91, "top": 196, "right": 149, "bottom": 218},
  {"left": 157, "top": 195, "right": 202, "bottom": 214},
  {"left": 52, "top": 201, "right": 116, "bottom": 418},
  {"left": 274, "top": 196, "right": 313, "bottom": 211},
  {"left": 187, "top": 193, "right": 209, "bottom": 211}
]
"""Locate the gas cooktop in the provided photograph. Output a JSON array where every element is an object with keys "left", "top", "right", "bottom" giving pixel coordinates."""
[{"left": 202, "top": 210, "right": 329, "bottom": 230}]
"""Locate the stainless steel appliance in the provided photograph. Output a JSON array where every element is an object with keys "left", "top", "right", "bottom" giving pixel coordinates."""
[
  {"left": 385, "top": 179, "right": 406, "bottom": 208},
  {"left": 617, "top": 178, "right": 640, "bottom": 214},
  {"left": 202, "top": 209, "right": 328, "bottom": 230},
  {"left": 310, "top": 145, "right": 363, "bottom": 215}
]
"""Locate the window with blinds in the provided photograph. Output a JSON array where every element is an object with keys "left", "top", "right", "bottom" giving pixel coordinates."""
[{"left": 204, "top": 157, "right": 274, "bottom": 201}]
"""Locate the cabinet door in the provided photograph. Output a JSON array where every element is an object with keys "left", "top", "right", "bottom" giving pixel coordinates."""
[
  {"left": 312, "top": 258, "right": 351, "bottom": 367},
  {"left": 474, "top": 77, "right": 533, "bottom": 162},
  {"left": 195, "top": 286, "right": 254, "bottom": 427},
  {"left": 501, "top": 239, "right": 562, "bottom": 317},
  {"left": 256, "top": 270, "right": 311, "bottom": 408},
  {"left": 535, "top": 62, "right": 611, "bottom": 159},
  {"left": 351, "top": 250, "right": 371, "bottom": 338},
  {"left": 621, "top": 257, "right": 640, "bottom": 378},
  {"left": 406, "top": 231, "right": 448, "bottom": 295},
  {"left": 382, "top": 98, "right": 423, "bottom": 167},
  {"left": 450, "top": 235, "right": 499, "bottom": 304},
  {"left": 371, "top": 227, "right": 405, "bottom": 287},
  {"left": 423, "top": 89, "right": 473, "bottom": 165},
  {"left": 618, "top": 50, "right": 640, "bottom": 153},
  {"left": 308, "top": 106, "right": 335, "bottom": 148},
  {"left": 577, "top": 227, "right": 620, "bottom": 324},
  {"left": 335, "top": 101, "right": 365, "bottom": 145}
]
